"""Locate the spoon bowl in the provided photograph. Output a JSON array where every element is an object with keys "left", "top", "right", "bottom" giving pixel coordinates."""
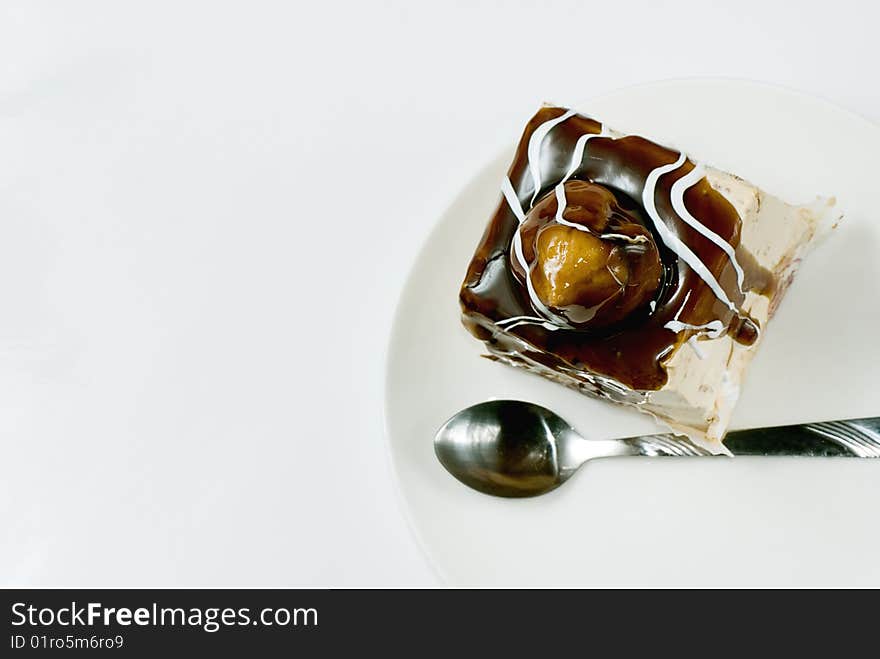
[{"left": 434, "top": 400, "right": 598, "bottom": 497}]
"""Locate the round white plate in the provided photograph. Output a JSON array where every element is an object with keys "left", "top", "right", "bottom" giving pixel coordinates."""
[{"left": 385, "top": 79, "right": 880, "bottom": 587}]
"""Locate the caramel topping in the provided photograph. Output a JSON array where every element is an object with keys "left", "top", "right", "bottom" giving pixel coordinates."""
[
  {"left": 532, "top": 226, "right": 624, "bottom": 310},
  {"left": 519, "top": 180, "right": 663, "bottom": 329}
]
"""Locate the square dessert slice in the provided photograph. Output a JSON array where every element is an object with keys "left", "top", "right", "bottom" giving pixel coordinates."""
[{"left": 459, "top": 105, "right": 840, "bottom": 454}]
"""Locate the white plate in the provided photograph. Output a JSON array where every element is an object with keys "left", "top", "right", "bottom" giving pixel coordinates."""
[{"left": 384, "top": 79, "right": 880, "bottom": 587}]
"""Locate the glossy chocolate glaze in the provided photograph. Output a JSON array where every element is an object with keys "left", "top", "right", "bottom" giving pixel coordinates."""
[{"left": 460, "top": 107, "right": 773, "bottom": 391}]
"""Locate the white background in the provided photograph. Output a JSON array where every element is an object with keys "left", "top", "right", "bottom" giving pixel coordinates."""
[{"left": 0, "top": 1, "right": 877, "bottom": 586}]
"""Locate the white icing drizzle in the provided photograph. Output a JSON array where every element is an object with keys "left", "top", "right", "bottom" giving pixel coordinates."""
[
  {"left": 500, "top": 176, "right": 566, "bottom": 331},
  {"left": 497, "top": 315, "right": 536, "bottom": 325},
  {"left": 560, "top": 126, "right": 605, "bottom": 184},
  {"left": 600, "top": 233, "right": 649, "bottom": 244},
  {"left": 496, "top": 316, "right": 560, "bottom": 332},
  {"left": 664, "top": 290, "right": 725, "bottom": 339},
  {"left": 642, "top": 153, "right": 737, "bottom": 313},
  {"left": 664, "top": 318, "right": 725, "bottom": 339},
  {"left": 501, "top": 176, "right": 530, "bottom": 277},
  {"left": 666, "top": 313, "right": 760, "bottom": 343},
  {"left": 500, "top": 176, "right": 526, "bottom": 223},
  {"left": 528, "top": 109, "right": 576, "bottom": 205},
  {"left": 555, "top": 183, "right": 648, "bottom": 246},
  {"left": 670, "top": 163, "right": 746, "bottom": 293},
  {"left": 553, "top": 182, "right": 592, "bottom": 234}
]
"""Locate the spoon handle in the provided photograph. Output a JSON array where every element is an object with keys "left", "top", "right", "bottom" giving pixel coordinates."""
[{"left": 626, "top": 417, "right": 880, "bottom": 458}]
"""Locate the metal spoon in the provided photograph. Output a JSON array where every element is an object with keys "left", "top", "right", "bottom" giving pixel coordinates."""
[{"left": 434, "top": 400, "right": 880, "bottom": 497}]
